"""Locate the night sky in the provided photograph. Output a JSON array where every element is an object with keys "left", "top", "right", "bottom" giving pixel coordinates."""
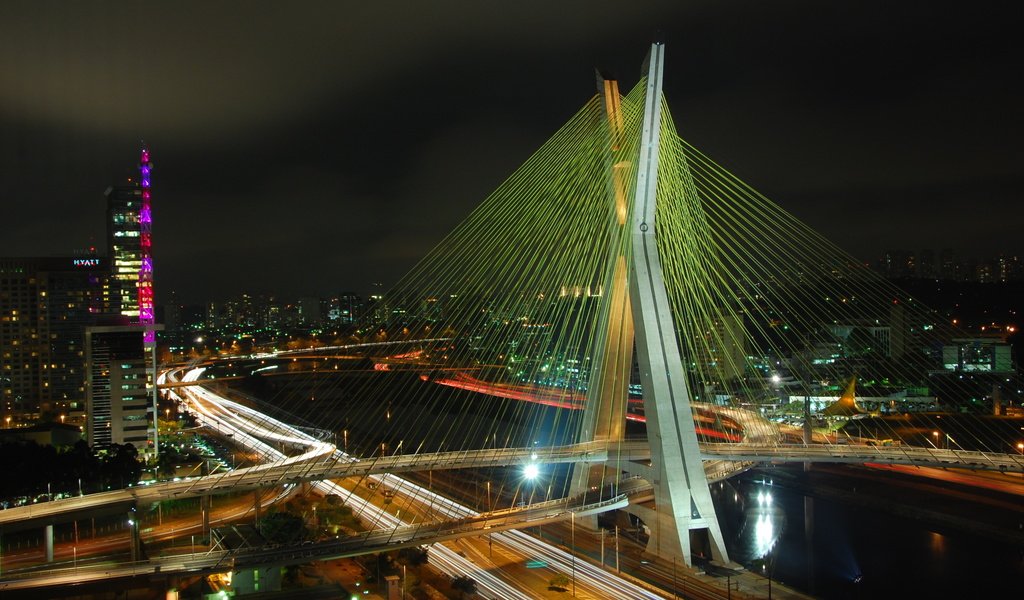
[{"left": 1, "top": 1, "right": 1021, "bottom": 304}]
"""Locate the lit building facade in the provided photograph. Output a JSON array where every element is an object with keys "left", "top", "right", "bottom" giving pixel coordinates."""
[
  {"left": 105, "top": 149, "right": 154, "bottom": 326},
  {"left": 329, "top": 293, "right": 362, "bottom": 325},
  {"left": 0, "top": 256, "right": 109, "bottom": 426},
  {"left": 85, "top": 321, "right": 161, "bottom": 455},
  {"left": 106, "top": 182, "right": 143, "bottom": 319},
  {"left": 86, "top": 148, "right": 160, "bottom": 455},
  {"left": 942, "top": 338, "right": 1013, "bottom": 373}
]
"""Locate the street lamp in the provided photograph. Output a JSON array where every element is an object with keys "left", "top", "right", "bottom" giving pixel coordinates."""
[
  {"left": 486, "top": 480, "right": 493, "bottom": 557},
  {"left": 571, "top": 511, "right": 576, "bottom": 598},
  {"left": 1016, "top": 442, "right": 1023, "bottom": 455}
]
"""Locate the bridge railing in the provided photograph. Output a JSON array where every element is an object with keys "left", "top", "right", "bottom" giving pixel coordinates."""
[{"left": 700, "top": 442, "right": 1024, "bottom": 472}]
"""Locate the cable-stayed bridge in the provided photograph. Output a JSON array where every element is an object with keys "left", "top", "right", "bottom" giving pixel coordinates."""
[
  {"left": 4, "top": 43, "right": 1024, "bottom": 594},
  {"left": 3, "top": 410, "right": 1018, "bottom": 529}
]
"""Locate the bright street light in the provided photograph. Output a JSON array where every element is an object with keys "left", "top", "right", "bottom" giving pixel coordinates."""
[{"left": 523, "top": 463, "right": 540, "bottom": 480}]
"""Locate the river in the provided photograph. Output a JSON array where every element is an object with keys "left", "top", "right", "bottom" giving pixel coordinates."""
[{"left": 714, "top": 464, "right": 1024, "bottom": 599}]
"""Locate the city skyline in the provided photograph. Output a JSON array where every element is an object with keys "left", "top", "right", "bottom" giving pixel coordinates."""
[{"left": 1, "top": 1, "right": 1022, "bottom": 304}]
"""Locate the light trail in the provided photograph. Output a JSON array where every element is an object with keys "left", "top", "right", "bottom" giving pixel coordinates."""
[
  {"left": 173, "top": 367, "right": 668, "bottom": 599},
  {"left": 169, "top": 370, "right": 529, "bottom": 599}
]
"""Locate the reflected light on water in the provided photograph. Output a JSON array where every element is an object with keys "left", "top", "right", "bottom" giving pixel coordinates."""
[
  {"left": 752, "top": 487, "right": 778, "bottom": 558},
  {"left": 755, "top": 513, "right": 775, "bottom": 557}
]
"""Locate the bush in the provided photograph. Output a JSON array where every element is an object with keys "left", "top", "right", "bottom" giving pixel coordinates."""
[
  {"left": 452, "top": 575, "right": 477, "bottom": 597},
  {"left": 548, "top": 573, "right": 570, "bottom": 591}
]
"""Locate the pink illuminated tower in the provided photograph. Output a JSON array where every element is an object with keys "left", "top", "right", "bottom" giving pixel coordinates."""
[
  {"left": 138, "top": 149, "right": 155, "bottom": 344},
  {"left": 96, "top": 148, "right": 161, "bottom": 457}
]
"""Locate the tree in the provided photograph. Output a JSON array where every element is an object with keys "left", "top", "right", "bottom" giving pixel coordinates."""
[
  {"left": 548, "top": 573, "right": 571, "bottom": 591},
  {"left": 451, "top": 575, "right": 477, "bottom": 598},
  {"left": 99, "top": 443, "right": 142, "bottom": 489},
  {"left": 260, "top": 512, "right": 306, "bottom": 544},
  {"left": 398, "top": 546, "right": 428, "bottom": 566}
]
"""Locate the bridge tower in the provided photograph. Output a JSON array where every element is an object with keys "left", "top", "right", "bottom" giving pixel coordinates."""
[
  {"left": 572, "top": 72, "right": 632, "bottom": 489},
  {"left": 574, "top": 43, "right": 730, "bottom": 567}
]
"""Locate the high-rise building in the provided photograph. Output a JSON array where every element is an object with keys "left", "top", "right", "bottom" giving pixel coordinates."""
[
  {"left": 942, "top": 337, "right": 1013, "bottom": 373},
  {"left": 939, "top": 248, "right": 957, "bottom": 281},
  {"left": 105, "top": 149, "right": 154, "bottom": 326},
  {"left": 0, "top": 256, "right": 109, "bottom": 427},
  {"left": 693, "top": 314, "right": 747, "bottom": 381},
  {"left": 85, "top": 321, "right": 161, "bottom": 455},
  {"left": 917, "top": 249, "right": 936, "bottom": 279},
  {"left": 330, "top": 293, "right": 362, "bottom": 325},
  {"left": 85, "top": 148, "right": 160, "bottom": 455},
  {"left": 298, "top": 297, "right": 322, "bottom": 325},
  {"left": 106, "top": 182, "right": 143, "bottom": 319},
  {"left": 2, "top": 149, "right": 160, "bottom": 456}
]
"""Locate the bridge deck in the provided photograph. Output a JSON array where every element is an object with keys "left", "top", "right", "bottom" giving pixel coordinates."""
[{"left": 2, "top": 441, "right": 1020, "bottom": 529}]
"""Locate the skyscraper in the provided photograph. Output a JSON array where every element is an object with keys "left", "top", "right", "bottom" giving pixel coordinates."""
[
  {"left": 106, "top": 182, "right": 143, "bottom": 318},
  {"left": 85, "top": 323, "right": 155, "bottom": 451},
  {"left": 0, "top": 256, "right": 109, "bottom": 427},
  {"left": 105, "top": 148, "right": 154, "bottom": 325},
  {"left": 85, "top": 149, "right": 160, "bottom": 455}
]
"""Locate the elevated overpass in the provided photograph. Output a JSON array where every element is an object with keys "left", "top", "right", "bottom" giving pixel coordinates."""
[
  {"left": 2, "top": 438, "right": 1020, "bottom": 529},
  {"left": 0, "top": 491, "right": 632, "bottom": 592}
]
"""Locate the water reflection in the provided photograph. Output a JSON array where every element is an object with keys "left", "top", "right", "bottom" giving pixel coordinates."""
[
  {"left": 716, "top": 467, "right": 1024, "bottom": 599},
  {"left": 738, "top": 480, "right": 783, "bottom": 562}
]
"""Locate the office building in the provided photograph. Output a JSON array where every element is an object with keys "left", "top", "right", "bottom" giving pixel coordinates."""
[
  {"left": 85, "top": 321, "right": 161, "bottom": 455},
  {"left": 0, "top": 256, "right": 109, "bottom": 426}
]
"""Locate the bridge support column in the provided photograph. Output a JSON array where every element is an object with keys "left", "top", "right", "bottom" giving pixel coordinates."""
[
  {"left": 201, "top": 495, "right": 211, "bottom": 536},
  {"left": 625, "top": 42, "right": 729, "bottom": 567},
  {"left": 570, "top": 74, "right": 632, "bottom": 533},
  {"left": 44, "top": 524, "right": 54, "bottom": 563}
]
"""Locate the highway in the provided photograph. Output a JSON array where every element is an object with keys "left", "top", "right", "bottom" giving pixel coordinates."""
[
  {"left": 176, "top": 372, "right": 671, "bottom": 597},
  {"left": 175, "top": 374, "right": 673, "bottom": 599},
  {"left": 4, "top": 362, "right": 1021, "bottom": 596},
  {"left": 3, "top": 436, "right": 1018, "bottom": 530},
  {"left": 0, "top": 369, "right": 673, "bottom": 599}
]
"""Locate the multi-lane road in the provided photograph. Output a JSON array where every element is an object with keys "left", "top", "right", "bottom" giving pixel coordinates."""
[{"left": 172, "top": 369, "right": 676, "bottom": 599}]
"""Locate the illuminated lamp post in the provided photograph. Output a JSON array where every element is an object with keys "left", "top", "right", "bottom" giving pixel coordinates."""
[
  {"left": 571, "top": 511, "right": 576, "bottom": 597},
  {"left": 486, "top": 480, "right": 493, "bottom": 557}
]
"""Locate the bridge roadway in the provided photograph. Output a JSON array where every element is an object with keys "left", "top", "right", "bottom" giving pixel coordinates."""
[
  {"left": 2, "top": 377, "right": 673, "bottom": 599},
  {"left": 0, "top": 491, "right": 633, "bottom": 591},
  {"left": 2, "top": 438, "right": 1020, "bottom": 529}
]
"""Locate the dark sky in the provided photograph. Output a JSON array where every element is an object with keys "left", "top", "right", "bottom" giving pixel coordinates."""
[{"left": 1, "top": 1, "right": 1021, "bottom": 304}]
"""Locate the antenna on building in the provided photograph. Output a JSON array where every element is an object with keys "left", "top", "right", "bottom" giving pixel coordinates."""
[{"left": 138, "top": 147, "right": 155, "bottom": 344}]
